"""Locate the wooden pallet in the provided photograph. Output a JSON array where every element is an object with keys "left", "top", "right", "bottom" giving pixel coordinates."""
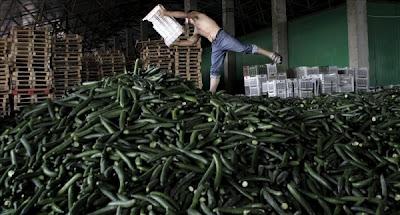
[
  {"left": 0, "top": 54, "right": 10, "bottom": 92},
  {"left": 0, "top": 38, "right": 7, "bottom": 55},
  {"left": 13, "top": 92, "right": 53, "bottom": 112},
  {"left": 173, "top": 42, "right": 203, "bottom": 89},
  {"left": 97, "top": 50, "right": 126, "bottom": 78},
  {"left": 52, "top": 34, "right": 83, "bottom": 98},
  {"left": 0, "top": 92, "right": 10, "bottom": 117},
  {"left": 10, "top": 27, "right": 53, "bottom": 91}
]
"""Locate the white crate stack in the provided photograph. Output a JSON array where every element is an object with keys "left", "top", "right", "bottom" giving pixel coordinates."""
[
  {"left": 243, "top": 64, "right": 369, "bottom": 98},
  {"left": 263, "top": 80, "right": 287, "bottom": 98},
  {"left": 266, "top": 64, "right": 278, "bottom": 80},
  {"left": 318, "top": 66, "right": 339, "bottom": 94},
  {"left": 320, "top": 73, "right": 339, "bottom": 94},
  {"left": 287, "top": 79, "right": 299, "bottom": 98},
  {"left": 299, "top": 78, "right": 319, "bottom": 98},
  {"left": 243, "top": 66, "right": 262, "bottom": 97},
  {"left": 355, "top": 68, "right": 369, "bottom": 92},
  {"left": 338, "top": 67, "right": 355, "bottom": 93}
]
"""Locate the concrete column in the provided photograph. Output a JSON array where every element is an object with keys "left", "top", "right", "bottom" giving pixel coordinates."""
[
  {"left": 222, "top": 0, "right": 236, "bottom": 94},
  {"left": 140, "top": 21, "right": 149, "bottom": 41},
  {"left": 184, "top": 0, "right": 198, "bottom": 11},
  {"left": 347, "top": 0, "right": 369, "bottom": 68},
  {"left": 271, "top": 0, "right": 288, "bottom": 70}
]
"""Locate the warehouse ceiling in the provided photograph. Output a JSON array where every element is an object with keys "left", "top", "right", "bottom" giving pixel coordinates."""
[{"left": 0, "top": 0, "right": 347, "bottom": 49}]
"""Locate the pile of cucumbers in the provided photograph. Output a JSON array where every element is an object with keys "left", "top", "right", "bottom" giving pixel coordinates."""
[{"left": 1, "top": 61, "right": 400, "bottom": 214}]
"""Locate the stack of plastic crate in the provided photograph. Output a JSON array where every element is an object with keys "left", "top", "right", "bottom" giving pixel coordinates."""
[
  {"left": 286, "top": 79, "right": 299, "bottom": 98},
  {"left": 263, "top": 80, "right": 287, "bottom": 98},
  {"left": 253, "top": 65, "right": 268, "bottom": 95},
  {"left": 243, "top": 65, "right": 263, "bottom": 96},
  {"left": 0, "top": 38, "right": 10, "bottom": 117},
  {"left": 9, "top": 26, "right": 53, "bottom": 112},
  {"left": 295, "top": 66, "right": 319, "bottom": 79},
  {"left": 337, "top": 67, "right": 355, "bottom": 93},
  {"left": 266, "top": 64, "right": 278, "bottom": 80},
  {"left": 319, "top": 66, "right": 339, "bottom": 94},
  {"left": 320, "top": 73, "right": 339, "bottom": 95},
  {"left": 277, "top": 72, "right": 287, "bottom": 80},
  {"left": 299, "top": 79, "right": 319, "bottom": 98},
  {"left": 355, "top": 67, "right": 369, "bottom": 92}
]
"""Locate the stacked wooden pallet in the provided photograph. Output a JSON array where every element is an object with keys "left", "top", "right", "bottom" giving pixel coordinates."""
[
  {"left": 9, "top": 26, "right": 53, "bottom": 111},
  {"left": 0, "top": 38, "right": 10, "bottom": 117},
  {"left": 125, "top": 56, "right": 137, "bottom": 73},
  {"left": 98, "top": 50, "right": 126, "bottom": 78},
  {"left": 52, "top": 34, "right": 83, "bottom": 98},
  {"left": 82, "top": 53, "right": 100, "bottom": 82},
  {"left": 139, "top": 39, "right": 174, "bottom": 72},
  {"left": 174, "top": 25, "right": 203, "bottom": 89}
]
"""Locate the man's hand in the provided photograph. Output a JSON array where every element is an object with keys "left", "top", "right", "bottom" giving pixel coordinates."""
[
  {"left": 159, "top": 4, "right": 168, "bottom": 16},
  {"left": 271, "top": 52, "right": 283, "bottom": 64}
]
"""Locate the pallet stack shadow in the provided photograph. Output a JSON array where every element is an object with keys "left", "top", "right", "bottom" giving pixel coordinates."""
[
  {"left": 0, "top": 38, "right": 10, "bottom": 117},
  {"left": 9, "top": 27, "right": 53, "bottom": 111},
  {"left": 139, "top": 40, "right": 173, "bottom": 72},
  {"left": 82, "top": 53, "right": 100, "bottom": 82},
  {"left": 174, "top": 25, "right": 203, "bottom": 89},
  {"left": 52, "top": 34, "right": 82, "bottom": 98},
  {"left": 97, "top": 50, "right": 126, "bottom": 78}
]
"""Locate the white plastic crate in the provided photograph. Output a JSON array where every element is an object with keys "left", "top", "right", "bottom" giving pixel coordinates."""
[
  {"left": 286, "top": 79, "right": 299, "bottom": 98},
  {"left": 355, "top": 68, "right": 369, "bottom": 92},
  {"left": 355, "top": 78, "right": 369, "bottom": 92},
  {"left": 320, "top": 73, "right": 338, "bottom": 95},
  {"left": 338, "top": 74, "right": 355, "bottom": 93},
  {"left": 355, "top": 68, "right": 369, "bottom": 79},
  {"left": 299, "top": 90, "right": 315, "bottom": 98},
  {"left": 244, "top": 75, "right": 264, "bottom": 97},
  {"left": 277, "top": 72, "right": 287, "bottom": 80},
  {"left": 308, "top": 67, "right": 320, "bottom": 75},
  {"left": 356, "top": 78, "right": 368, "bottom": 87},
  {"left": 143, "top": 5, "right": 184, "bottom": 46},
  {"left": 263, "top": 80, "right": 287, "bottom": 98},
  {"left": 244, "top": 76, "right": 262, "bottom": 87},
  {"left": 299, "top": 79, "right": 319, "bottom": 97},
  {"left": 319, "top": 66, "right": 338, "bottom": 74},
  {"left": 295, "top": 66, "right": 319, "bottom": 79},
  {"left": 321, "top": 84, "right": 338, "bottom": 95},
  {"left": 267, "top": 64, "right": 278, "bottom": 80},
  {"left": 294, "top": 67, "right": 308, "bottom": 78},
  {"left": 245, "top": 86, "right": 262, "bottom": 97}
]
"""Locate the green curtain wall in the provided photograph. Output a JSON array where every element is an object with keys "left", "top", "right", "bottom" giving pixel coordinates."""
[
  {"left": 288, "top": 6, "right": 349, "bottom": 67},
  {"left": 368, "top": 2, "right": 400, "bottom": 87}
]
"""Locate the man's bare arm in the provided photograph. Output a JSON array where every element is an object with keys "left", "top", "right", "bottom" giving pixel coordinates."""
[
  {"left": 173, "top": 34, "right": 200, "bottom": 46},
  {"left": 159, "top": 5, "right": 187, "bottom": 18},
  {"left": 164, "top": 11, "right": 187, "bottom": 18}
]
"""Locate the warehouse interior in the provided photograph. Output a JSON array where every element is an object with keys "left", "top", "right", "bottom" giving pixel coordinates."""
[
  {"left": 1, "top": 0, "right": 400, "bottom": 214},
  {"left": 1, "top": 0, "right": 399, "bottom": 94}
]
